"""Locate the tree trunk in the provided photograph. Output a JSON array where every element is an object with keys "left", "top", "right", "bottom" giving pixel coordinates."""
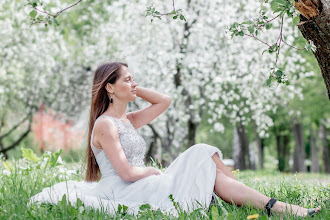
[
  {"left": 276, "top": 134, "right": 290, "bottom": 171},
  {"left": 146, "top": 133, "right": 162, "bottom": 164},
  {"left": 233, "top": 123, "right": 250, "bottom": 170},
  {"left": 162, "top": 115, "right": 176, "bottom": 167},
  {"left": 187, "top": 120, "right": 197, "bottom": 147},
  {"left": 233, "top": 126, "right": 246, "bottom": 170},
  {"left": 295, "top": 0, "right": 330, "bottom": 98},
  {"left": 310, "top": 125, "right": 320, "bottom": 172},
  {"left": 253, "top": 121, "right": 264, "bottom": 169},
  {"left": 292, "top": 123, "right": 307, "bottom": 172},
  {"left": 319, "top": 123, "right": 330, "bottom": 173},
  {"left": 238, "top": 122, "right": 251, "bottom": 169}
]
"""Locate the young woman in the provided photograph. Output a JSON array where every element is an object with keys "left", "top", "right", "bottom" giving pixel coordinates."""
[{"left": 30, "top": 62, "right": 320, "bottom": 217}]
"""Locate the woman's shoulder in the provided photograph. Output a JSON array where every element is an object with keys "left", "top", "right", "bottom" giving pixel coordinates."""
[{"left": 94, "top": 116, "right": 119, "bottom": 136}]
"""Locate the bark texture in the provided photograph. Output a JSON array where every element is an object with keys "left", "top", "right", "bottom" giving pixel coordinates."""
[
  {"left": 233, "top": 123, "right": 251, "bottom": 170},
  {"left": 253, "top": 121, "right": 265, "bottom": 169},
  {"left": 276, "top": 134, "right": 290, "bottom": 171},
  {"left": 295, "top": 0, "right": 330, "bottom": 98},
  {"left": 292, "top": 123, "right": 307, "bottom": 172},
  {"left": 310, "top": 125, "right": 320, "bottom": 172},
  {"left": 233, "top": 126, "right": 245, "bottom": 170},
  {"left": 319, "top": 123, "right": 330, "bottom": 173}
]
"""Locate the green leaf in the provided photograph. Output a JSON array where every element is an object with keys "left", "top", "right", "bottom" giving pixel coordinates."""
[
  {"left": 122, "top": 205, "right": 128, "bottom": 213},
  {"left": 211, "top": 206, "right": 220, "bottom": 219},
  {"left": 238, "top": 31, "right": 244, "bottom": 36},
  {"left": 37, "top": 15, "right": 44, "bottom": 21},
  {"left": 139, "top": 204, "right": 151, "bottom": 211},
  {"left": 232, "top": 22, "right": 239, "bottom": 28},
  {"left": 270, "top": 1, "right": 280, "bottom": 11},
  {"left": 285, "top": 80, "right": 290, "bottom": 85},
  {"left": 292, "top": 16, "right": 300, "bottom": 26},
  {"left": 173, "top": 16, "right": 178, "bottom": 19},
  {"left": 76, "top": 198, "right": 83, "bottom": 208},
  {"left": 266, "top": 78, "right": 272, "bottom": 86},
  {"left": 305, "top": 43, "right": 312, "bottom": 51},
  {"left": 51, "top": 17, "right": 59, "bottom": 26},
  {"left": 29, "top": 10, "right": 37, "bottom": 18},
  {"left": 274, "top": 0, "right": 287, "bottom": 5},
  {"left": 168, "top": 10, "right": 176, "bottom": 15},
  {"left": 266, "top": 23, "right": 272, "bottom": 30},
  {"left": 248, "top": 26, "right": 255, "bottom": 34},
  {"left": 180, "top": 15, "right": 186, "bottom": 21},
  {"left": 22, "top": 148, "right": 39, "bottom": 162},
  {"left": 227, "top": 212, "right": 233, "bottom": 220},
  {"left": 60, "top": 194, "right": 67, "bottom": 206},
  {"left": 3, "top": 161, "right": 13, "bottom": 171},
  {"left": 49, "top": 149, "right": 63, "bottom": 167},
  {"left": 117, "top": 204, "right": 122, "bottom": 213},
  {"left": 275, "top": 70, "right": 283, "bottom": 77}
]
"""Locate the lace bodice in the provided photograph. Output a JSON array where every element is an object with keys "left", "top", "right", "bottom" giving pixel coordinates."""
[{"left": 91, "top": 115, "right": 147, "bottom": 179}]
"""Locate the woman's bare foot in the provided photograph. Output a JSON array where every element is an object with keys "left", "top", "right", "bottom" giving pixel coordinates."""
[
  {"left": 304, "top": 206, "right": 321, "bottom": 217},
  {"left": 272, "top": 201, "right": 321, "bottom": 217}
]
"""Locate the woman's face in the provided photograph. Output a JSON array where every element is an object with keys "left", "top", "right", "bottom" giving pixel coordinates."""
[{"left": 111, "top": 66, "right": 138, "bottom": 102}]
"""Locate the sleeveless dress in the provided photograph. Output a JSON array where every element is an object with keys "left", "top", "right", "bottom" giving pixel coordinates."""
[{"left": 29, "top": 115, "right": 223, "bottom": 217}]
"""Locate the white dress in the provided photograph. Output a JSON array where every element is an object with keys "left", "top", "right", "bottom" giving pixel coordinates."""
[{"left": 29, "top": 115, "right": 223, "bottom": 217}]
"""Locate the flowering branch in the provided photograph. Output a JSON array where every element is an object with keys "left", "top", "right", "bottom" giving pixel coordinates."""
[
  {"left": 27, "top": 0, "right": 82, "bottom": 26},
  {"left": 145, "top": 0, "right": 186, "bottom": 22}
]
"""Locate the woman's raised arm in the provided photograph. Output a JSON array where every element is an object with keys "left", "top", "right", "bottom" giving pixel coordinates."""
[{"left": 127, "top": 86, "right": 171, "bottom": 129}]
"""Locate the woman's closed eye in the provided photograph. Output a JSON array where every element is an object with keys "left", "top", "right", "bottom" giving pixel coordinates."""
[{"left": 125, "top": 78, "right": 135, "bottom": 82}]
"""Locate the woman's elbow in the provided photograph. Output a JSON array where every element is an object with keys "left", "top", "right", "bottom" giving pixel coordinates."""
[
  {"left": 120, "top": 172, "right": 132, "bottom": 182},
  {"left": 118, "top": 166, "right": 133, "bottom": 182},
  {"left": 165, "top": 95, "right": 172, "bottom": 107}
]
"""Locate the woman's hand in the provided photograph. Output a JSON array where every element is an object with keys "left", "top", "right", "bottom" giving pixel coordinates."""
[
  {"left": 145, "top": 167, "right": 163, "bottom": 176},
  {"left": 127, "top": 86, "right": 172, "bottom": 129}
]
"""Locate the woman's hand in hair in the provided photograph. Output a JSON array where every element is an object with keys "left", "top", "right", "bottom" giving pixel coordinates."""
[{"left": 127, "top": 86, "right": 171, "bottom": 129}]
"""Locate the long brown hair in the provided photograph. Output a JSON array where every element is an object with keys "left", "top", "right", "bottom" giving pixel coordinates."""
[{"left": 85, "top": 61, "right": 128, "bottom": 182}]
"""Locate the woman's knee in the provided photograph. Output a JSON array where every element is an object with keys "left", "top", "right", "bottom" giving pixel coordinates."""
[{"left": 215, "top": 168, "right": 225, "bottom": 177}]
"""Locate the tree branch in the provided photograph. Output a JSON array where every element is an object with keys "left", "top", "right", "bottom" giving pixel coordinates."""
[
  {"left": 0, "top": 114, "right": 32, "bottom": 154},
  {"left": 243, "top": 33, "right": 271, "bottom": 47},
  {"left": 0, "top": 111, "right": 32, "bottom": 140},
  {"left": 34, "top": 0, "right": 82, "bottom": 19}
]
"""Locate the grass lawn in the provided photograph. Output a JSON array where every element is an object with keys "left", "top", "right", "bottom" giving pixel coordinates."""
[{"left": 0, "top": 150, "right": 329, "bottom": 219}]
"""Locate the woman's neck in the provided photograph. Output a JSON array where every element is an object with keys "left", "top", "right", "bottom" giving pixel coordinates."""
[{"left": 104, "top": 102, "right": 128, "bottom": 119}]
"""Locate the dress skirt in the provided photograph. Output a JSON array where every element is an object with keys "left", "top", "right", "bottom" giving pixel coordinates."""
[{"left": 29, "top": 144, "right": 223, "bottom": 217}]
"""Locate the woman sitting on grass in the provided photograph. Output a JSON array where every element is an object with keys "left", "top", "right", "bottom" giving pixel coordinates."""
[{"left": 30, "top": 62, "right": 321, "bottom": 217}]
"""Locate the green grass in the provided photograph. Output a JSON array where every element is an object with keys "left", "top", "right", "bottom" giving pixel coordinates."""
[{"left": 0, "top": 150, "right": 329, "bottom": 219}]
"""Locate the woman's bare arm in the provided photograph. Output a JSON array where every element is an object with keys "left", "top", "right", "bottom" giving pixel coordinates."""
[{"left": 127, "top": 86, "right": 171, "bottom": 129}]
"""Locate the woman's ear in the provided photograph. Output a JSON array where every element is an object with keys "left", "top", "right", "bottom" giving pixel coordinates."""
[{"left": 105, "top": 83, "right": 114, "bottom": 93}]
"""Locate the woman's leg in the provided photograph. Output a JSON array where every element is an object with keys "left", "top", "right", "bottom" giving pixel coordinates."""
[
  {"left": 211, "top": 153, "right": 311, "bottom": 217},
  {"left": 212, "top": 153, "right": 237, "bottom": 180}
]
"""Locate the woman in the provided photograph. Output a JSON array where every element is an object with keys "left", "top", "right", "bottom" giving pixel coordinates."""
[{"left": 30, "top": 62, "right": 320, "bottom": 217}]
